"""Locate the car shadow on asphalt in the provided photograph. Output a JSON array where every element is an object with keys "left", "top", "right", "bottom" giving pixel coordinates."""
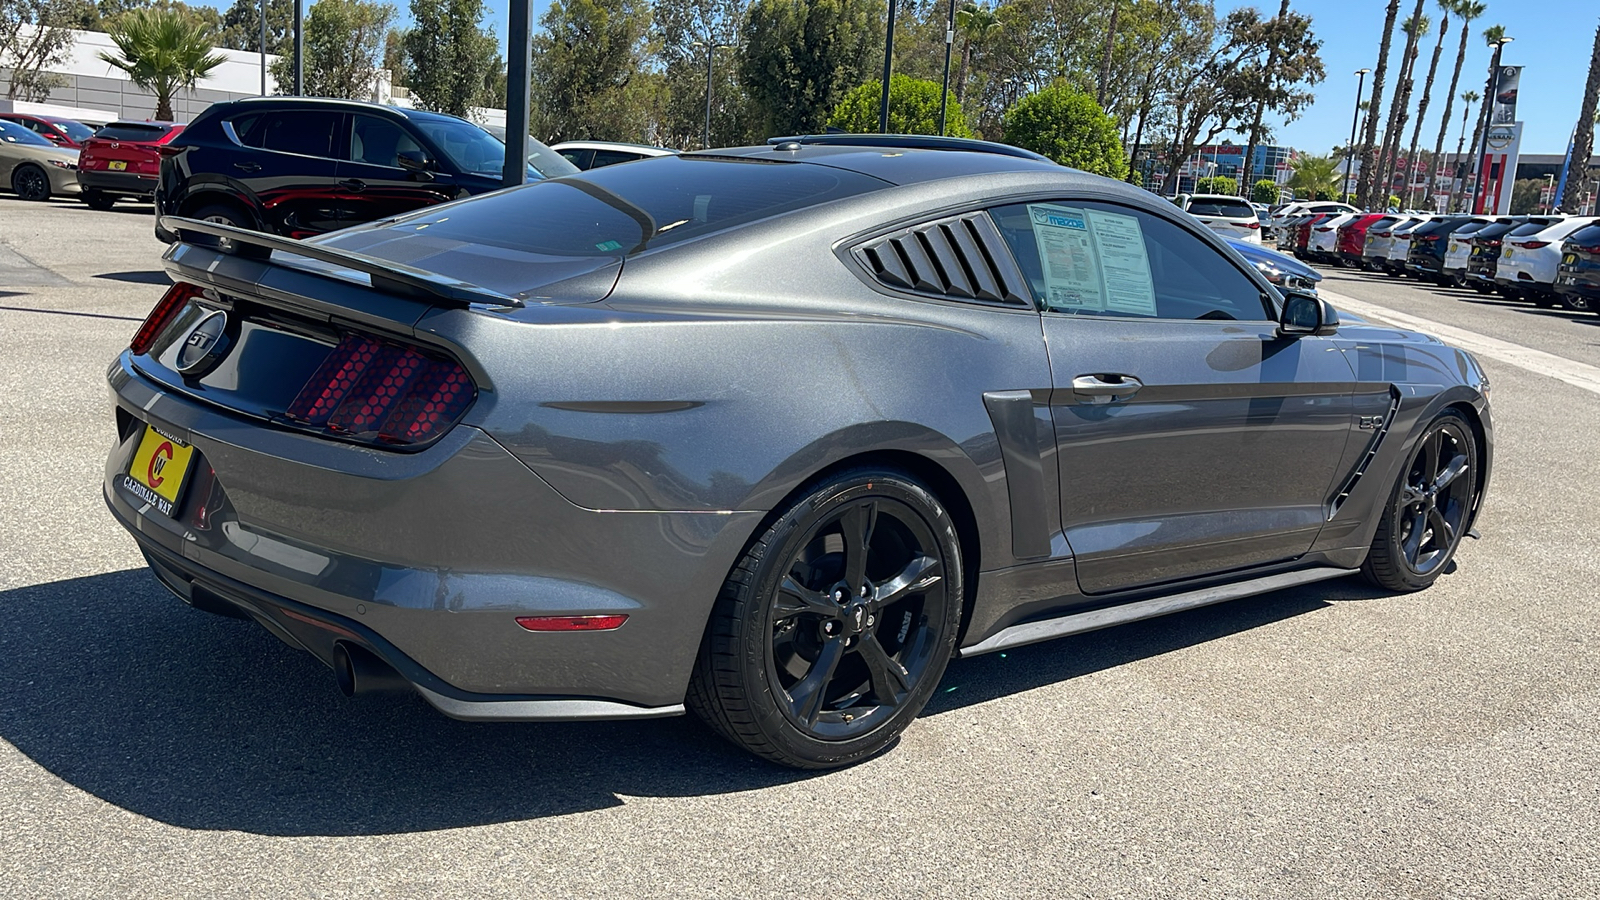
[{"left": 0, "top": 568, "right": 1381, "bottom": 837}]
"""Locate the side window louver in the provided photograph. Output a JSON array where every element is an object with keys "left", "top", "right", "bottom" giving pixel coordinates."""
[{"left": 854, "top": 213, "right": 1031, "bottom": 307}]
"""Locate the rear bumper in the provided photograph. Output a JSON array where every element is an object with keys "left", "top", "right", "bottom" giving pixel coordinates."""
[
  {"left": 103, "top": 352, "right": 763, "bottom": 713},
  {"left": 79, "top": 169, "right": 157, "bottom": 196}
]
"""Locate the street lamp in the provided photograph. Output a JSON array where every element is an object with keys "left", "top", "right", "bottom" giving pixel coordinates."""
[
  {"left": 878, "top": 0, "right": 899, "bottom": 133},
  {"left": 1470, "top": 35, "right": 1513, "bottom": 214},
  {"left": 259, "top": 0, "right": 267, "bottom": 95},
  {"left": 1544, "top": 172, "right": 1556, "bottom": 212},
  {"left": 689, "top": 41, "right": 734, "bottom": 150},
  {"left": 937, "top": 0, "right": 956, "bottom": 135},
  {"left": 1345, "top": 68, "right": 1369, "bottom": 201}
]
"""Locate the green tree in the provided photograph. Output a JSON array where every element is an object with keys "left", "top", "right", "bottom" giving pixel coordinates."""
[
  {"left": 268, "top": 0, "right": 394, "bottom": 99},
  {"left": 406, "top": 0, "right": 500, "bottom": 116},
  {"left": 217, "top": 0, "right": 292, "bottom": 53},
  {"left": 99, "top": 7, "right": 225, "bottom": 120},
  {"left": 652, "top": 0, "right": 749, "bottom": 149},
  {"left": 532, "top": 0, "right": 660, "bottom": 141},
  {"left": 828, "top": 74, "right": 973, "bottom": 137},
  {"left": 1, "top": 0, "right": 77, "bottom": 101},
  {"left": 1194, "top": 175, "right": 1237, "bottom": 194},
  {"left": 739, "top": 0, "right": 882, "bottom": 138},
  {"left": 1002, "top": 80, "right": 1126, "bottom": 178},
  {"left": 1287, "top": 153, "right": 1340, "bottom": 199},
  {"left": 1446, "top": 88, "right": 1477, "bottom": 211},
  {"left": 1236, "top": 0, "right": 1324, "bottom": 196},
  {"left": 1252, "top": 178, "right": 1278, "bottom": 204},
  {"left": 952, "top": 1, "right": 1000, "bottom": 104},
  {"left": 1560, "top": 21, "right": 1599, "bottom": 212}
]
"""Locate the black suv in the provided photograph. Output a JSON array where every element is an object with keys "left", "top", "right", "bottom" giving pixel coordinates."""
[{"left": 155, "top": 97, "right": 577, "bottom": 242}]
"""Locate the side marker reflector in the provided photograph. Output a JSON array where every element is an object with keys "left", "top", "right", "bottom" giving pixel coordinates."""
[{"left": 516, "top": 614, "right": 629, "bottom": 632}]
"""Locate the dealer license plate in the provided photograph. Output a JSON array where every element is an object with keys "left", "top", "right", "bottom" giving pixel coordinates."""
[
  {"left": 108, "top": 160, "right": 127, "bottom": 171},
  {"left": 1564, "top": 254, "right": 1578, "bottom": 265},
  {"left": 123, "top": 424, "right": 195, "bottom": 516}
]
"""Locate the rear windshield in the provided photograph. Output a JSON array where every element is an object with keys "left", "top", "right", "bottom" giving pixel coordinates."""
[
  {"left": 390, "top": 156, "right": 885, "bottom": 257},
  {"left": 1473, "top": 222, "right": 1517, "bottom": 239},
  {"left": 51, "top": 119, "right": 95, "bottom": 142},
  {"left": 1188, "top": 198, "right": 1255, "bottom": 218},
  {"left": 1507, "top": 220, "right": 1555, "bottom": 237},
  {"left": 95, "top": 123, "right": 176, "bottom": 142},
  {"left": 1569, "top": 224, "right": 1600, "bottom": 248}
]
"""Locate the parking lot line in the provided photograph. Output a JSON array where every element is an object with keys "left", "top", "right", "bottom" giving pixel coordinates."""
[{"left": 1324, "top": 288, "right": 1600, "bottom": 397}]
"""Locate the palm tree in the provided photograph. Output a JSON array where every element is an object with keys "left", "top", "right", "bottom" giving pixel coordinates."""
[
  {"left": 1288, "top": 154, "right": 1343, "bottom": 199},
  {"left": 1460, "top": 23, "right": 1506, "bottom": 211},
  {"left": 1375, "top": 3, "right": 1428, "bottom": 206},
  {"left": 1559, "top": 21, "right": 1599, "bottom": 212},
  {"left": 99, "top": 9, "right": 225, "bottom": 121},
  {"left": 1448, "top": 89, "right": 1480, "bottom": 211},
  {"left": 1358, "top": 0, "right": 1403, "bottom": 205},
  {"left": 953, "top": 3, "right": 1002, "bottom": 105},
  {"left": 1401, "top": 0, "right": 1452, "bottom": 208},
  {"left": 1431, "top": 1, "right": 1485, "bottom": 211}
]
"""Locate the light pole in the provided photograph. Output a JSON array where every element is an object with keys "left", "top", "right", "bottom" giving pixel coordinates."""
[
  {"left": 1470, "top": 35, "right": 1513, "bottom": 214},
  {"left": 690, "top": 42, "right": 733, "bottom": 149},
  {"left": 1345, "top": 68, "right": 1369, "bottom": 201},
  {"left": 878, "top": 0, "right": 898, "bottom": 133},
  {"left": 259, "top": 0, "right": 267, "bottom": 95},
  {"left": 937, "top": 0, "right": 956, "bottom": 135},
  {"left": 1544, "top": 172, "right": 1555, "bottom": 212},
  {"left": 292, "top": 0, "right": 303, "bottom": 95}
]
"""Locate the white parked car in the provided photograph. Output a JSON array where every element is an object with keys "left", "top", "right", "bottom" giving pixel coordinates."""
[
  {"left": 1307, "top": 213, "right": 1359, "bottom": 260},
  {"left": 1496, "top": 216, "right": 1598, "bottom": 308},
  {"left": 1441, "top": 218, "right": 1497, "bottom": 284},
  {"left": 551, "top": 140, "right": 677, "bottom": 170},
  {"left": 1178, "top": 193, "right": 1263, "bottom": 243},
  {"left": 1381, "top": 215, "right": 1433, "bottom": 273},
  {"left": 1270, "top": 200, "right": 1359, "bottom": 235}
]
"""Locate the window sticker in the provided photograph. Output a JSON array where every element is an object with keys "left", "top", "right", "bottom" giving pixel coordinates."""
[
  {"left": 1027, "top": 204, "right": 1104, "bottom": 311},
  {"left": 1084, "top": 208, "right": 1158, "bottom": 316}
]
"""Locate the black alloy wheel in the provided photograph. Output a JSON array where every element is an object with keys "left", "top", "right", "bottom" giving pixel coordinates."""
[
  {"left": 689, "top": 469, "right": 961, "bottom": 769},
  {"left": 1362, "top": 410, "right": 1478, "bottom": 591},
  {"left": 11, "top": 165, "right": 50, "bottom": 202}
]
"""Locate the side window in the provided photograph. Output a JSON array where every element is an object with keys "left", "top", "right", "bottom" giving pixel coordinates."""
[
  {"left": 559, "top": 148, "right": 593, "bottom": 169},
  {"left": 990, "top": 200, "right": 1272, "bottom": 321},
  {"left": 347, "top": 114, "right": 422, "bottom": 168},
  {"left": 242, "top": 110, "right": 341, "bottom": 158},
  {"left": 223, "top": 114, "right": 260, "bottom": 144},
  {"left": 590, "top": 149, "right": 641, "bottom": 168}
]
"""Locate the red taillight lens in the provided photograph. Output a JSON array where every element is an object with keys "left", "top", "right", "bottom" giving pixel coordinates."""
[
  {"left": 286, "top": 333, "right": 475, "bottom": 446},
  {"left": 1518, "top": 241, "right": 1549, "bottom": 250},
  {"left": 1419, "top": 234, "right": 1440, "bottom": 242},
  {"left": 515, "top": 614, "right": 629, "bottom": 632},
  {"left": 130, "top": 281, "right": 203, "bottom": 354},
  {"left": 1245, "top": 221, "right": 1260, "bottom": 229}
]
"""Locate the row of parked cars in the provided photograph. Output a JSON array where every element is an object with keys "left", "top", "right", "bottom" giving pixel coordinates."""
[
  {"left": 0, "top": 103, "right": 674, "bottom": 215},
  {"left": 1269, "top": 206, "right": 1600, "bottom": 314}
]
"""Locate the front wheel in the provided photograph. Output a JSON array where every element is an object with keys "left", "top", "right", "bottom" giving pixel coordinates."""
[
  {"left": 688, "top": 469, "right": 962, "bottom": 769},
  {"left": 1362, "top": 410, "right": 1478, "bottom": 592},
  {"left": 11, "top": 165, "right": 50, "bottom": 201}
]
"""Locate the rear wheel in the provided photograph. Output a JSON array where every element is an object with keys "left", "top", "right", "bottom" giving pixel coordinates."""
[
  {"left": 11, "top": 164, "right": 50, "bottom": 201},
  {"left": 190, "top": 203, "right": 248, "bottom": 250},
  {"left": 688, "top": 469, "right": 962, "bottom": 769},
  {"left": 1362, "top": 410, "right": 1478, "bottom": 592},
  {"left": 82, "top": 190, "right": 116, "bottom": 211},
  {"left": 1559, "top": 291, "right": 1591, "bottom": 312}
]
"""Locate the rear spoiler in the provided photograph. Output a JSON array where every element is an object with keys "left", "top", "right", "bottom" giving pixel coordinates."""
[{"left": 160, "top": 216, "right": 524, "bottom": 309}]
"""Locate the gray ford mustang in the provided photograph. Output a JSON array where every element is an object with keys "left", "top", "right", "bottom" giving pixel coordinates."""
[{"left": 105, "top": 135, "right": 1492, "bottom": 769}]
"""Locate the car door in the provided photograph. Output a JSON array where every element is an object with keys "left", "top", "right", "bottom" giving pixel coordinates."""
[
  {"left": 235, "top": 109, "right": 346, "bottom": 237},
  {"left": 336, "top": 113, "right": 461, "bottom": 226},
  {"left": 989, "top": 199, "right": 1360, "bottom": 595}
]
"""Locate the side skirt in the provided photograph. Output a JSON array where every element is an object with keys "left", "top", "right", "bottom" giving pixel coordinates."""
[{"left": 958, "top": 566, "right": 1358, "bottom": 657}]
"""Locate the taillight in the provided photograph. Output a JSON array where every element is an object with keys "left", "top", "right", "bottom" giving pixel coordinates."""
[
  {"left": 1418, "top": 234, "right": 1440, "bottom": 242},
  {"left": 285, "top": 333, "right": 475, "bottom": 447},
  {"left": 516, "top": 614, "right": 628, "bottom": 632},
  {"left": 130, "top": 281, "right": 203, "bottom": 354},
  {"left": 1518, "top": 241, "right": 1549, "bottom": 250},
  {"left": 1245, "top": 221, "right": 1260, "bottom": 229}
]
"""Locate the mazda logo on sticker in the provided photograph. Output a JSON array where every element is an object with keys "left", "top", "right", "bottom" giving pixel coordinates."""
[{"left": 175, "top": 309, "right": 229, "bottom": 374}]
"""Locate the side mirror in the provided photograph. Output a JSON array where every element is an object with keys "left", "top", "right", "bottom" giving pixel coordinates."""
[
  {"left": 396, "top": 149, "right": 435, "bottom": 180},
  {"left": 1278, "top": 290, "right": 1339, "bottom": 337}
]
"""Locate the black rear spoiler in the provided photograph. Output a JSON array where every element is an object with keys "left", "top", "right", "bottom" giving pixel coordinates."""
[{"left": 160, "top": 216, "right": 524, "bottom": 309}]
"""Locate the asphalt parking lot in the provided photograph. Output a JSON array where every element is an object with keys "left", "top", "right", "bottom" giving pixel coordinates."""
[{"left": 3, "top": 198, "right": 1599, "bottom": 898}]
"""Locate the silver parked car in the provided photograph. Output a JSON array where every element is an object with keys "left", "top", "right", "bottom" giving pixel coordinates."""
[
  {"left": 0, "top": 118, "right": 80, "bottom": 201},
  {"left": 106, "top": 135, "right": 1492, "bottom": 769}
]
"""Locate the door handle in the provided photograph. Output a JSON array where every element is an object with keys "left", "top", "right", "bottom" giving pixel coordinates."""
[
  {"left": 1071, "top": 374, "right": 1143, "bottom": 404},
  {"left": 338, "top": 179, "right": 367, "bottom": 192},
  {"left": 233, "top": 162, "right": 261, "bottom": 172}
]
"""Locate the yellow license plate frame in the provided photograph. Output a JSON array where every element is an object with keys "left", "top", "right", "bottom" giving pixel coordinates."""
[
  {"left": 123, "top": 424, "right": 196, "bottom": 516},
  {"left": 108, "top": 160, "right": 127, "bottom": 171}
]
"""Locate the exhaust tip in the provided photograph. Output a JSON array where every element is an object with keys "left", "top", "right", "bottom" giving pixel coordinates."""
[{"left": 332, "top": 641, "right": 410, "bottom": 697}]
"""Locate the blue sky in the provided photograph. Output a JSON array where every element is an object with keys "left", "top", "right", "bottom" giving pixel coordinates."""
[{"left": 204, "top": 0, "right": 1596, "bottom": 155}]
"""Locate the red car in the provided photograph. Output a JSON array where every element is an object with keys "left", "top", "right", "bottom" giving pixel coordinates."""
[
  {"left": 76, "top": 120, "right": 184, "bottom": 210},
  {"left": 1337, "top": 213, "right": 1388, "bottom": 266},
  {"left": 0, "top": 113, "right": 97, "bottom": 149},
  {"left": 1294, "top": 213, "right": 1331, "bottom": 258}
]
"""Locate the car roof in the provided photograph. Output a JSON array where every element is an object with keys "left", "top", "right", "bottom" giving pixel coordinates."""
[
  {"left": 224, "top": 96, "right": 476, "bottom": 127},
  {"left": 1185, "top": 193, "right": 1253, "bottom": 202},
  {"left": 554, "top": 140, "right": 676, "bottom": 154},
  {"left": 690, "top": 143, "right": 1065, "bottom": 188}
]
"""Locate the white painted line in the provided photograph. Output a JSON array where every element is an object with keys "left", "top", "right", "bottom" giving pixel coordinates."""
[{"left": 1322, "top": 288, "right": 1600, "bottom": 397}]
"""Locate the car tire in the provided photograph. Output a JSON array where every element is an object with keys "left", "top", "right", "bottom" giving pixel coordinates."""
[
  {"left": 1558, "top": 292, "right": 1590, "bottom": 312},
  {"left": 189, "top": 203, "right": 250, "bottom": 250},
  {"left": 687, "top": 468, "right": 962, "bottom": 769},
  {"left": 1361, "top": 409, "right": 1478, "bottom": 592},
  {"left": 11, "top": 164, "right": 51, "bottom": 202},
  {"left": 83, "top": 190, "right": 117, "bottom": 211}
]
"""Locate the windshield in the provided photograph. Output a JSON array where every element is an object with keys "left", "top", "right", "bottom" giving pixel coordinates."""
[
  {"left": 409, "top": 117, "right": 578, "bottom": 180},
  {"left": 52, "top": 119, "right": 95, "bottom": 142},
  {"left": 0, "top": 120, "right": 52, "bottom": 146}
]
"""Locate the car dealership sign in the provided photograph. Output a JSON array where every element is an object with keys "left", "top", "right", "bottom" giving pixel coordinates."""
[{"left": 1475, "top": 122, "right": 1524, "bottom": 216}]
